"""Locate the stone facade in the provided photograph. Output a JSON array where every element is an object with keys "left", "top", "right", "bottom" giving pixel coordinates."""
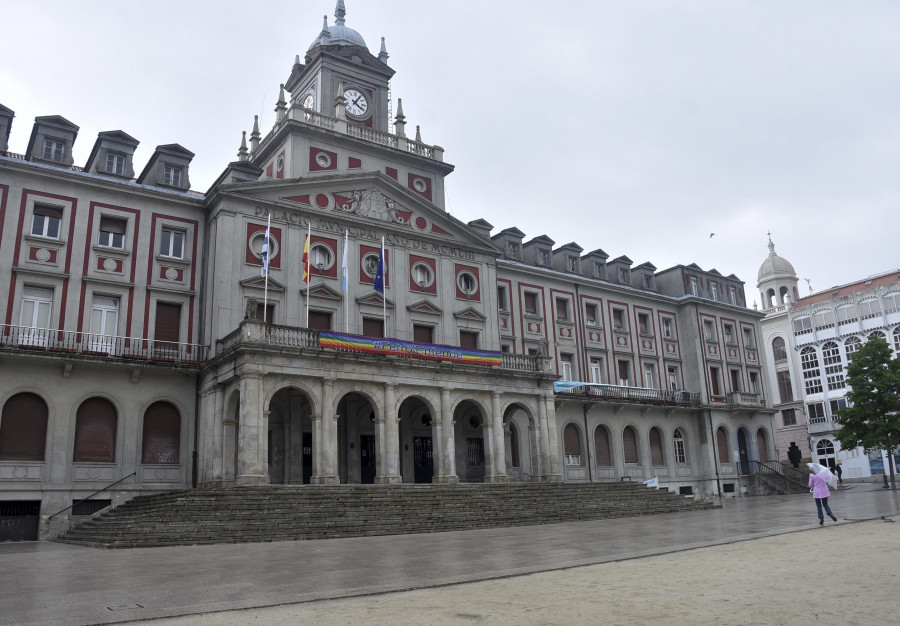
[{"left": 0, "top": 2, "right": 777, "bottom": 540}]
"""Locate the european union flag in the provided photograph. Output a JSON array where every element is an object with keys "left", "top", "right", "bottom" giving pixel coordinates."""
[{"left": 373, "top": 241, "right": 385, "bottom": 294}]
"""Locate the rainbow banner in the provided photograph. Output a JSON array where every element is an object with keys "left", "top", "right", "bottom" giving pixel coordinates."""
[{"left": 319, "top": 331, "right": 502, "bottom": 367}]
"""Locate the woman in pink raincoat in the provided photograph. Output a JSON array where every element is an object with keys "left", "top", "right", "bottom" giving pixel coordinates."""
[{"left": 808, "top": 463, "right": 837, "bottom": 525}]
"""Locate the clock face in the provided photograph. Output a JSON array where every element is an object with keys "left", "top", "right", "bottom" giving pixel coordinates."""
[
  {"left": 344, "top": 88, "right": 369, "bottom": 117},
  {"left": 302, "top": 93, "right": 314, "bottom": 109}
]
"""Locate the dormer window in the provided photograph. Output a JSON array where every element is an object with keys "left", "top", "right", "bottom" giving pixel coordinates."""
[
  {"left": 711, "top": 282, "right": 719, "bottom": 301},
  {"left": 538, "top": 250, "right": 551, "bottom": 266},
  {"left": 507, "top": 242, "right": 520, "bottom": 259},
  {"left": 619, "top": 268, "right": 629, "bottom": 283},
  {"left": 566, "top": 256, "right": 578, "bottom": 272},
  {"left": 594, "top": 263, "right": 605, "bottom": 279},
  {"left": 42, "top": 139, "right": 64, "bottom": 162},
  {"left": 729, "top": 286, "right": 738, "bottom": 305},
  {"left": 164, "top": 165, "right": 183, "bottom": 187},
  {"left": 643, "top": 275, "right": 653, "bottom": 289},
  {"left": 106, "top": 152, "right": 126, "bottom": 175},
  {"left": 689, "top": 276, "right": 699, "bottom": 296}
]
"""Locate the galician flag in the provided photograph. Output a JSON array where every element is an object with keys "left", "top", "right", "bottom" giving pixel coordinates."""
[
  {"left": 373, "top": 238, "right": 385, "bottom": 294},
  {"left": 259, "top": 218, "right": 271, "bottom": 277}
]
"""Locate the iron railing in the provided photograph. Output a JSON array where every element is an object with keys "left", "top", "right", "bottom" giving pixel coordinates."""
[
  {"left": 48, "top": 472, "right": 137, "bottom": 520},
  {"left": 555, "top": 383, "right": 702, "bottom": 406},
  {"left": 0, "top": 324, "right": 208, "bottom": 364},
  {"left": 745, "top": 460, "right": 810, "bottom": 494}
]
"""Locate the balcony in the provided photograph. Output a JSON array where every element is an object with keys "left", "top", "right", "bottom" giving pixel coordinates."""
[
  {"left": 0, "top": 324, "right": 207, "bottom": 366},
  {"left": 553, "top": 381, "right": 701, "bottom": 406},
  {"left": 216, "top": 321, "right": 551, "bottom": 373},
  {"left": 728, "top": 391, "right": 765, "bottom": 408}
]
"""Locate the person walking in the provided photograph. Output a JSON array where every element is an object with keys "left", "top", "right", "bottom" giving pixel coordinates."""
[
  {"left": 834, "top": 462, "right": 843, "bottom": 485},
  {"left": 808, "top": 463, "right": 837, "bottom": 525}
]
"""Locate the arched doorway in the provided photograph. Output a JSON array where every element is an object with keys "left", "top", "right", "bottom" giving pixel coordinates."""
[
  {"left": 816, "top": 439, "right": 836, "bottom": 470},
  {"left": 267, "top": 388, "right": 314, "bottom": 484},
  {"left": 398, "top": 396, "right": 436, "bottom": 483},
  {"left": 454, "top": 400, "right": 486, "bottom": 483},
  {"left": 337, "top": 392, "right": 379, "bottom": 484},
  {"left": 737, "top": 428, "right": 750, "bottom": 474},
  {"left": 503, "top": 403, "right": 534, "bottom": 481}
]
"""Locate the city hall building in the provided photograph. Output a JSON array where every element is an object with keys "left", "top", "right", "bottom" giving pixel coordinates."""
[{"left": 0, "top": 2, "right": 776, "bottom": 540}]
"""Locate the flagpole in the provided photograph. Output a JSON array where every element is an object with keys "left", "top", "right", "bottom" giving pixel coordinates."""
[
  {"left": 381, "top": 236, "right": 386, "bottom": 334},
  {"left": 343, "top": 229, "right": 349, "bottom": 334},
  {"left": 262, "top": 214, "right": 270, "bottom": 322},
  {"left": 305, "top": 221, "right": 311, "bottom": 328}
]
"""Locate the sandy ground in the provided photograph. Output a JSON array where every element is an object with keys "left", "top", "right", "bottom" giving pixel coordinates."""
[{"left": 141, "top": 517, "right": 899, "bottom": 626}]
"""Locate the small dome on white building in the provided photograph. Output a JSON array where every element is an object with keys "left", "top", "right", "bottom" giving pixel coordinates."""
[
  {"left": 308, "top": 1, "right": 368, "bottom": 51},
  {"left": 757, "top": 237, "right": 799, "bottom": 310}
]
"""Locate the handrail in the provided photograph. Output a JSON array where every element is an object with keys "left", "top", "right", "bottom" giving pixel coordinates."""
[
  {"left": 757, "top": 459, "right": 810, "bottom": 487},
  {"left": 47, "top": 472, "right": 137, "bottom": 519}
]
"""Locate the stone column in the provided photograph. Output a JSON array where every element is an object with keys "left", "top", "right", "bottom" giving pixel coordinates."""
[
  {"left": 378, "top": 383, "right": 401, "bottom": 483},
  {"left": 439, "top": 387, "right": 458, "bottom": 483},
  {"left": 432, "top": 404, "right": 444, "bottom": 483},
  {"left": 320, "top": 378, "right": 339, "bottom": 484},
  {"left": 489, "top": 392, "right": 509, "bottom": 482},
  {"left": 197, "top": 383, "right": 220, "bottom": 486},
  {"left": 236, "top": 373, "right": 269, "bottom": 485},
  {"left": 543, "top": 394, "right": 563, "bottom": 482}
]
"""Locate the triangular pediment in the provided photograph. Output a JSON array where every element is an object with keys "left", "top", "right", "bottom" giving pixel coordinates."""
[
  {"left": 300, "top": 282, "right": 343, "bottom": 301},
  {"left": 407, "top": 299, "right": 442, "bottom": 315},
  {"left": 240, "top": 275, "right": 285, "bottom": 292},
  {"left": 215, "top": 172, "right": 501, "bottom": 257},
  {"left": 356, "top": 291, "right": 394, "bottom": 309},
  {"left": 453, "top": 306, "right": 487, "bottom": 322}
]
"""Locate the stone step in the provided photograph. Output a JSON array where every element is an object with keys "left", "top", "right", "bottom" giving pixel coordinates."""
[{"left": 57, "top": 482, "right": 716, "bottom": 548}]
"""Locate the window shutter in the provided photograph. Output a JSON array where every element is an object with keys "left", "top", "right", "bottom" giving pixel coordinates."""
[
  {"left": 564, "top": 424, "right": 580, "bottom": 456},
  {"left": 0, "top": 393, "right": 48, "bottom": 461},
  {"left": 99, "top": 216, "right": 127, "bottom": 234},
  {"left": 33, "top": 205, "right": 62, "bottom": 218},
  {"left": 154, "top": 302, "right": 181, "bottom": 343},
  {"left": 255, "top": 303, "right": 275, "bottom": 324},
  {"left": 142, "top": 401, "right": 181, "bottom": 464},
  {"left": 717, "top": 428, "right": 729, "bottom": 463},
  {"left": 73, "top": 397, "right": 117, "bottom": 463},
  {"left": 756, "top": 431, "right": 768, "bottom": 463},
  {"left": 459, "top": 331, "right": 478, "bottom": 350},
  {"left": 623, "top": 426, "right": 638, "bottom": 463},
  {"left": 594, "top": 427, "right": 611, "bottom": 466},
  {"left": 362, "top": 318, "right": 384, "bottom": 338},
  {"left": 307, "top": 310, "right": 332, "bottom": 331},
  {"left": 413, "top": 324, "right": 433, "bottom": 344}
]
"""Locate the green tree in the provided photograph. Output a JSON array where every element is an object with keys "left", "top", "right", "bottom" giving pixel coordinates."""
[{"left": 834, "top": 335, "right": 900, "bottom": 489}]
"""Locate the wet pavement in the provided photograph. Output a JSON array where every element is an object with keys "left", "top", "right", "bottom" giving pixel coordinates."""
[{"left": 2, "top": 483, "right": 899, "bottom": 626}]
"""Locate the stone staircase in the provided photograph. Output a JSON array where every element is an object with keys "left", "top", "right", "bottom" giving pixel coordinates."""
[{"left": 56, "top": 482, "right": 717, "bottom": 549}]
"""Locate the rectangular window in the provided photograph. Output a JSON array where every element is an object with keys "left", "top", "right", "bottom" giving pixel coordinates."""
[
  {"left": 524, "top": 292, "right": 538, "bottom": 316},
  {"left": 507, "top": 242, "right": 519, "bottom": 259},
  {"left": 814, "top": 310, "right": 835, "bottom": 329},
  {"left": 723, "top": 323, "right": 735, "bottom": 344},
  {"left": 777, "top": 371, "right": 793, "bottom": 403},
  {"left": 674, "top": 437, "right": 686, "bottom": 464},
  {"left": 612, "top": 308, "right": 625, "bottom": 331},
  {"left": 667, "top": 366, "right": 679, "bottom": 391},
  {"left": 638, "top": 312, "right": 650, "bottom": 335},
  {"left": 749, "top": 371, "right": 760, "bottom": 394},
  {"left": 362, "top": 317, "right": 384, "bottom": 338},
  {"left": 808, "top": 402, "right": 826, "bottom": 423},
  {"left": 643, "top": 362, "right": 657, "bottom": 388},
  {"left": 782, "top": 408, "right": 797, "bottom": 426},
  {"left": 560, "top": 354, "right": 573, "bottom": 381},
  {"left": 729, "top": 286, "right": 738, "bottom": 305},
  {"left": 585, "top": 303, "right": 598, "bottom": 327},
  {"left": 619, "top": 268, "right": 629, "bottom": 283},
  {"left": 88, "top": 295, "right": 119, "bottom": 353},
  {"left": 19, "top": 286, "right": 53, "bottom": 346},
  {"left": 617, "top": 360, "right": 631, "bottom": 386},
  {"left": 256, "top": 302, "right": 275, "bottom": 324},
  {"left": 106, "top": 152, "right": 126, "bottom": 175},
  {"left": 594, "top": 262, "right": 605, "bottom": 279},
  {"left": 792, "top": 317, "right": 812, "bottom": 334},
  {"left": 164, "top": 165, "right": 183, "bottom": 187},
  {"left": 42, "top": 139, "right": 64, "bottom": 161},
  {"left": 537, "top": 249, "right": 550, "bottom": 266},
  {"left": 31, "top": 205, "right": 62, "bottom": 239},
  {"left": 501, "top": 344, "right": 510, "bottom": 353},
  {"left": 643, "top": 274, "right": 653, "bottom": 289},
  {"left": 98, "top": 216, "right": 127, "bottom": 249},
  {"left": 589, "top": 357, "right": 604, "bottom": 383},
  {"left": 413, "top": 324, "right": 433, "bottom": 344},
  {"left": 497, "top": 285, "right": 508, "bottom": 312},
  {"left": 711, "top": 282, "right": 719, "bottom": 301},
  {"left": 703, "top": 319, "right": 716, "bottom": 341},
  {"left": 160, "top": 228, "right": 184, "bottom": 259},
  {"left": 460, "top": 330, "right": 478, "bottom": 350},
  {"left": 829, "top": 398, "right": 848, "bottom": 417},
  {"left": 710, "top": 366, "right": 722, "bottom": 396},
  {"left": 662, "top": 317, "right": 674, "bottom": 339},
  {"left": 153, "top": 301, "right": 181, "bottom": 357},
  {"left": 742, "top": 327, "right": 755, "bottom": 348},
  {"left": 689, "top": 276, "right": 699, "bottom": 296},
  {"left": 729, "top": 369, "right": 741, "bottom": 392},
  {"left": 555, "top": 298, "right": 569, "bottom": 321},
  {"left": 567, "top": 256, "right": 578, "bottom": 272}
]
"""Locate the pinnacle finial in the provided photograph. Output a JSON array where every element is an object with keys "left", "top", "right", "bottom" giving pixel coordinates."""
[
  {"left": 415, "top": 125, "right": 422, "bottom": 143},
  {"left": 378, "top": 36, "right": 389, "bottom": 63},
  {"left": 237, "top": 131, "right": 249, "bottom": 161},
  {"left": 335, "top": 0, "right": 346, "bottom": 26}
]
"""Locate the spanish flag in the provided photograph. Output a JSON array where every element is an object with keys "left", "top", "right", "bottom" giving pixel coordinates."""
[{"left": 301, "top": 232, "right": 310, "bottom": 284}]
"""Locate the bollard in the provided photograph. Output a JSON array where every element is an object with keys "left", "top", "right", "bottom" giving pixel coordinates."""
[{"left": 883, "top": 474, "right": 890, "bottom": 489}]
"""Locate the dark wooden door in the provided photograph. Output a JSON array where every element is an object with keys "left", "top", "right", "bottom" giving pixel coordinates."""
[
  {"left": 360, "top": 435, "right": 376, "bottom": 484},
  {"left": 302, "top": 432, "right": 313, "bottom": 484},
  {"left": 413, "top": 436, "right": 433, "bottom": 483}
]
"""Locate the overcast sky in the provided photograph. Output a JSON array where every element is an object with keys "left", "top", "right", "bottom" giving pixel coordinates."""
[{"left": 3, "top": 1, "right": 898, "bottom": 306}]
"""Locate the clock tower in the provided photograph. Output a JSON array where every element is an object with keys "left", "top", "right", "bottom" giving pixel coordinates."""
[{"left": 249, "top": 0, "right": 452, "bottom": 209}]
